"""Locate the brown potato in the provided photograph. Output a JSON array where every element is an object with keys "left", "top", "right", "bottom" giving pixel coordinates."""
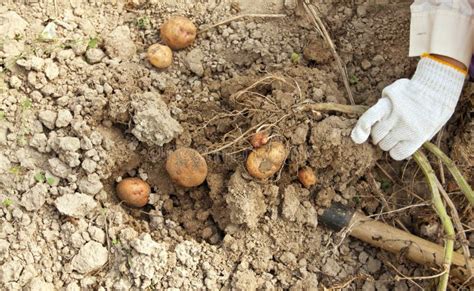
[
  {"left": 116, "top": 177, "right": 150, "bottom": 207},
  {"left": 147, "top": 44, "right": 173, "bottom": 69},
  {"left": 160, "top": 16, "right": 197, "bottom": 50},
  {"left": 298, "top": 167, "right": 317, "bottom": 188},
  {"left": 246, "top": 141, "right": 287, "bottom": 179},
  {"left": 249, "top": 131, "right": 269, "bottom": 148},
  {"left": 166, "top": 147, "right": 208, "bottom": 187}
]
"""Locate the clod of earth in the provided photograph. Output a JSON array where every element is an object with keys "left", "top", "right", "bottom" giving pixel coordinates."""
[
  {"left": 116, "top": 177, "right": 151, "bottom": 207},
  {"left": 160, "top": 16, "right": 197, "bottom": 50},
  {"left": 166, "top": 147, "right": 208, "bottom": 187},
  {"left": 147, "top": 44, "right": 173, "bottom": 69},
  {"left": 246, "top": 141, "right": 287, "bottom": 179}
]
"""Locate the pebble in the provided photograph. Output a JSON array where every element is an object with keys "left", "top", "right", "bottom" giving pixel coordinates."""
[
  {"left": 104, "top": 26, "right": 136, "bottom": 60},
  {"left": 85, "top": 48, "right": 105, "bottom": 64},
  {"left": 71, "top": 241, "right": 108, "bottom": 273},
  {"left": 184, "top": 48, "right": 204, "bottom": 77},
  {"left": 366, "top": 257, "right": 382, "bottom": 274},
  {"left": 81, "top": 158, "right": 97, "bottom": 174},
  {"left": 31, "top": 56, "right": 45, "bottom": 72},
  {"left": 20, "top": 183, "right": 47, "bottom": 211},
  {"left": 372, "top": 54, "right": 385, "bottom": 66},
  {"left": 9, "top": 75, "right": 22, "bottom": 89},
  {"left": 58, "top": 137, "right": 81, "bottom": 152},
  {"left": 38, "top": 110, "right": 58, "bottom": 130},
  {"left": 56, "top": 109, "right": 73, "bottom": 128},
  {"left": 321, "top": 257, "right": 341, "bottom": 277},
  {"left": 44, "top": 60, "right": 59, "bottom": 80},
  {"left": 361, "top": 59, "right": 372, "bottom": 70},
  {"left": 54, "top": 193, "right": 97, "bottom": 218},
  {"left": 78, "top": 173, "right": 103, "bottom": 195}
]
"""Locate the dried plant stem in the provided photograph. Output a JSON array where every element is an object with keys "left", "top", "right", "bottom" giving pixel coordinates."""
[
  {"left": 413, "top": 151, "right": 455, "bottom": 291},
  {"left": 198, "top": 14, "right": 286, "bottom": 34},
  {"left": 298, "top": 102, "right": 368, "bottom": 115},
  {"left": 301, "top": 1, "right": 355, "bottom": 105},
  {"left": 423, "top": 142, "right": 474, "bottom": 207},
  {"left": 436, "top": 180, "right": 473, "bottom": 279}
]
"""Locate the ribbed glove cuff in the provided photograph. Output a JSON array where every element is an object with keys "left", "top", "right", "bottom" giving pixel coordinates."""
[{"left": 411, "top": 57, "right": 466, "bottom": 109}]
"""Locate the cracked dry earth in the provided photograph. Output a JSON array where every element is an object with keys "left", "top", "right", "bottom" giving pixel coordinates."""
[{"left": 1, "top": 0, "right": 473, "bottom": 290}]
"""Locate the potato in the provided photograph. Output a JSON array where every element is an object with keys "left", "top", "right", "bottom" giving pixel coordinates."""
[
  {"left": 160, "top": 16, "right": 197, "bottom": 50},
  {"left": 116, "top": 177, "right": 150, "bottom": 207},
  {"left": 147, "top": 44, "right": 173, "bottom": 69},
  {"left": 298, "top": 167, "right": 317, "bottom": 188},
  {"left": 246, "top": 141, "right": 287, "bottom": 179},
  {"left": 166, "top": 147, "right": 208, "bottom": 187},
  {"left": 249, "top": 131, "right": 269, "bottom": 148}
]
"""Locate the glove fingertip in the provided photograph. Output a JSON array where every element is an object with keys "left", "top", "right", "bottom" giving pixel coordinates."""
[{"left": 351, "top": 126, "right": 369, "bottom": 144}]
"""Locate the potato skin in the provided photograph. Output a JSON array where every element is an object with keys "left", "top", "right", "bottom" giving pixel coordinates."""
[
  {"left": 249, "top": 131, "right": 269, "bottom": 148},
  {"left": 246, "top": 141, "right": 287, "bottom": 179},
  {"left": 298, "top": 167, "right": 317, "bottom": 188},
  {"left": 160, "top": 16, "right": 197, "bottom": 50},
  {"left": 116, "top": 177, "right": 150, "bottom": 207},
  {"left": 147, "top": 44, "right": 173, "bottom": 69},
  {"left": 166, "top": 148, "right": 208, "bottom": 187}
]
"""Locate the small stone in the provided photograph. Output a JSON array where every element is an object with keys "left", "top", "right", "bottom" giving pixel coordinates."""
[
  {"left": 44, "top": 61, "right": 59, "bottom": 80},
  {"left": 58, "top": 136, "right": 81, "bottom": 152},
  {"left": 81, "top": 158, "right": 97, "bottom": 174},
  {"left": 88, "top": 226, "right": 105, "bottom": 244},
  {"left": 48, "top": 158, "right": 71, "bottom": 179},
  {"left": 104, "top": 26, "right": 136, "bottom": 60},
  {"left": 29, "top": 133, "right": 48, "bottom": 152},
  {"left": 71, "top": 241, "right": 108, "bottom": 273},
  {"left": 372, "top": 55, "right": 385, "bottom": 66},
  {"left": 31, "top": 57, "right": 45, "bottom": 72},
  {"left": 184, "top": 48, "right": 204, "bottom": 77},
  {"left": 78, "top": 173, "right": 103, "bottom": 195},
  {"left": 9, "top": 75, "right": 22, "bottom": 89},
  {"left": 21, "top": 183, "right": 47, "bottom": 211},
  {"left": 361, "top": 59, "right": 372, "bottom": 70},
  {"left": 38, "top": 110, "right": 57, "bottom": 130},
  {"left": 26, "top": 277, "right": 54, "bottom": 291},
  {"left": 366, "top": 257, "right": 382, "bottom": 274},
  {"left": 85, "top": 48, "right": 105, "bottom": 64},
  {"left": 322, "top": 257, "right": 341, "bottom": 277},
  {"left": 55, "top": 193, "right": 97, "bottom": 218},
  {"left": 0, "top": 11, "right": 29, "bottom": 38},
  {"left": 56, "top": 109, "right": 73, "bottom": 128}
]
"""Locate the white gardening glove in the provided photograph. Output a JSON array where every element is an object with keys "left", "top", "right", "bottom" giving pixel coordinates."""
[{"left": 351, "top": 56, "right": 466, "bottom": 160}]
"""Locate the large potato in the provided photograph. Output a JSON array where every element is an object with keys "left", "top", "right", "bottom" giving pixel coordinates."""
[
  {"left": 160, "top": 16, "right": 197, "bottom": 50},
  {"left": 166, "top": 147, "right": 208, "bottom": 187},
  {"left": 246, "top": 141, "right": 287, "bottom": 179}
]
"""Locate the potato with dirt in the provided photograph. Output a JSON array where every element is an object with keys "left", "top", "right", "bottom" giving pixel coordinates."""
[
  {"left": 147, "top": 44, "right": 173, "bottom": 68},
  {"left": 246, "top": 141, "right": 287, "bottom": 179},
  {"left": 166, "top": 147, "right": 208, "bottom": 187},
  {"left": 116, "top": 177, "right": 150, "bottom": 207},
  {"left": 160, "top": 16, "right": 197, "bottom": 50}
]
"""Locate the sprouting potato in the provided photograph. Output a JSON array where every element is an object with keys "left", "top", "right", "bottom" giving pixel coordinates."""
[{"left": 246, "top": 141, "right": 287, "bottom": 179}]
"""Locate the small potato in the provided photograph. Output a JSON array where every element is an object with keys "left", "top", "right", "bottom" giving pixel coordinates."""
[
  {"left": 166, "top": 147, "right": 208, "bottom": 187},
  {"left": 116, "top": 177, "right": 150, "bottom": 207},
  {"left": 160, "top": 16, "right": 197, "bottom": 50},
  {"left": 246, "top": 141, "right": 287, "bottom": 179},
  {"left": 147, "top": 44, "right": 173, "bottom": 69},
  {"left": 298, "top": 167, "right": 317, "bottom": 188},
  {"left": 250, "top": 131, "right": 269, "bottom": 148}
]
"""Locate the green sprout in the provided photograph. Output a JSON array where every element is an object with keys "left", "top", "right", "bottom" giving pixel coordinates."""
[
  {"left": 20, "top": 99, "right": 32, "bottom": 110},
  {"left": 2, "top": 198, "right": 13, "bottom": 207},
  {"left": 34, "top": 172, "right": 46, "bottom": 183},
  {"left": 0, "top": 111, "right": 5, "bottom": 120},
  {"left": 112, "top": 239, "right": 120, "bottom": 246},
  {"left": 380, "top": 179, "right": 392, "bottom": 192},
  {"left": 87, "top": 37, "right": 99, "bottom": 49},
  {"left": 290, "top": 52, "right": 301, "bottom": 64},
  {"left": 137, "top": 16, "right": 150, "bottom": 30},
  {"left": 47, "top": 177, "right": 58, "bottom": 186},
  {"left": 9, "top": 166, "right": 21, "bottom": 175},
  {"left": 349, "top": 75, "right": 359, "bottom": 85}
]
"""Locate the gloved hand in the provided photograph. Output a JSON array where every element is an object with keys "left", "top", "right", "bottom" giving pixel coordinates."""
[{"left": 351, "top": 55, "right": 466, "bottom": 160}]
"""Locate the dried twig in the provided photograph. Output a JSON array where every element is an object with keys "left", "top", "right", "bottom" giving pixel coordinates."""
[
  {"left": 436, "top": 179, "right": 473, "bottom": 279},
  {"left": 297, "top": 103, "right": 367, "bottom": 115},
  {"left": 423, "top": 142, "right": 474, "bottom": 207},
  {"left": 413, "top": 150, "right": 455, "bottom": 291},
  {"left": 301, "top": 1, "right": 355, "bottom": 105},
  {"left": 198, "top": 14, "right": 286, "bottom": 34}
]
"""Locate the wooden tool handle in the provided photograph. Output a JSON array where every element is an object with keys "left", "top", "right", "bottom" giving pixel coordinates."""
[{"left": 350, "top": 212, "right": 473, "bottom": 272}]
